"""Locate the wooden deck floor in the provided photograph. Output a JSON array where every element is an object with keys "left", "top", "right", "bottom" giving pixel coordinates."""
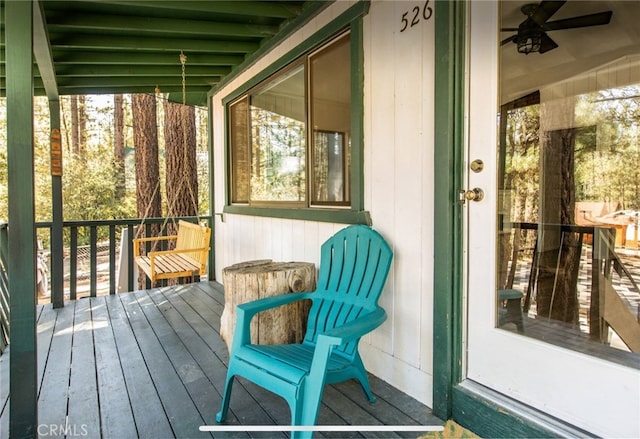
[{"left": 0, "top": 282, "right": 441, "bottom": 438}]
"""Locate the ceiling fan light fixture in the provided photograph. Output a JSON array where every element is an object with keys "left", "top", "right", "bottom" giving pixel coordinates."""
[{"left": 516, "top": 29, "right": 542, "bottom": 55}]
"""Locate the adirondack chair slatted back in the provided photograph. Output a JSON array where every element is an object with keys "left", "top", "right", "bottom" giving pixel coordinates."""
[{"left": 304, "top": 225, "right": 392, "bottom": 356}]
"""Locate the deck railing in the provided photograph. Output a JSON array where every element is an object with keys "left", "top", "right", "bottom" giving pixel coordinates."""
[{"left": 0, "top": 216, "right": 213, "bottom": 339}]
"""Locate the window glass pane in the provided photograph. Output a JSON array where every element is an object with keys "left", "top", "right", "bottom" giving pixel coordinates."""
[
  {"left": 313, "top": 131, "right": 346, "bottom": 202},
  {"left": 229, "top": 97, "right": 249, "bottom": 203},
  {"left": 310, "top": 34, "right": 351, "bottom": 204},
  {"left": 250, "top": 65, "right": 306, "bottom": 202},
  {"left": 498, "top": 1, "right": 640, "bottom": 368}
]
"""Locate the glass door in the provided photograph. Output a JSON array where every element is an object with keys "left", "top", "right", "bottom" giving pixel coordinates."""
[{"left": 465, "top": 1, "right": 640, "bottom": 436}]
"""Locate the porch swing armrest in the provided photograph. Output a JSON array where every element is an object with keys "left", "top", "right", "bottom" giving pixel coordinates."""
[{"left": 132, "top": 234, "right": 178, "bottom": 257}]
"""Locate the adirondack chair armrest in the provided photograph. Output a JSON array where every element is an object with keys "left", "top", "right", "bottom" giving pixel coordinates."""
[
  {"left": 317, "top": 307, "right": 387, "bottom": 346},
  {"left": 233, "top": 292, "right": 314, "bottom": 349}
]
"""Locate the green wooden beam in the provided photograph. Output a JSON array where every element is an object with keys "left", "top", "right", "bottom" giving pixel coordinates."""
[
  {"left": 48, "top": 33, "right": 260, "bottom": 54},
  {"left": 49, "top": 99, "right": 64, "bottom": 309},
  {"left": 432, "top": 0, "right": 466, "bottom": 421},
  {"left": 54, "top": 64, "right": 230, "bottom": 78},
  {"left": 56, "top": 85, "right": 212, "bottom": 99},
  {"left": 6, "top": 1, "right": 38, "bottom": 436},
  {"left": 90, "top": 1, "right": 304, "bottom": 18},
  {"left": 57, "top": 75, "right": 218, "bottom": 88},
  {"left": 33, "top": 0, "right": 58, "bottom": 100},
  {"left": 52, "top": 51, "right": 244, "bottom": 66},
  {"left": 46, "top": 13, "right": 280, "bottom": 38}
]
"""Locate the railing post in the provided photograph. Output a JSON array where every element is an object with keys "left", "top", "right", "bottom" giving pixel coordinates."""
[
  {"left": 70, "top": 226, "right": 78, "bottom": 301},
  {"left": 109, "top": 225, "right": 116, "bottom": 294},
  {"left": 6, "top": 1, "right": 38, "bottom": 434},
  {"left": 50, "top": 98, "right": 65, "bottom": 308},
  {"left": 90, "top": 226, "right": 98, "bottom": 297}
]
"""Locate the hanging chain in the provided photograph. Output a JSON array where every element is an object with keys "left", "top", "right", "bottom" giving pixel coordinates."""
[
  {"left": 180, "top": 51, "right": 187, "bottom": 106},
  {"left": 178, "top": 51, "right": 200, "bottom": 222}
]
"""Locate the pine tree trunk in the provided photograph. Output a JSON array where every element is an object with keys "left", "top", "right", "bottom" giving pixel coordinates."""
[
  {"left": 114, "top": 94, "right": 125, "bottom": 201},
  {"left": 537, "top": 105, "right": 580, "bottom": 325},
  {"left": 133, "top": 93, "right": 162, "bottom": 220},
  {"left": 70, "top": 95, "right": 79, "bottom": 155},
  {"left": 78, "top": 95, "right": 87, "bottom": 157},
  {"left": 133, "top": 93, "right": 162, "bottom": 287},
  {"left": 164, "top": 100, "right": 198, "bottom": 237}
]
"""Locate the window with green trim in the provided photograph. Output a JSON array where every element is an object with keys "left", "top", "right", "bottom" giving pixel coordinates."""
[{"left": 229, "top": 32, "right": 351, "bottom": 208}]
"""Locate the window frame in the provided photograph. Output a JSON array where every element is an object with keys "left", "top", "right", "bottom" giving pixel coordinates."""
[{"left": 222, "top": 3, "right": 369, "bottom": 225}]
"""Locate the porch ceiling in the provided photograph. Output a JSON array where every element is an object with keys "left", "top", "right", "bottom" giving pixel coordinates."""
[{"left": 1, "top": 0, "right": 324, "bottom": 105}]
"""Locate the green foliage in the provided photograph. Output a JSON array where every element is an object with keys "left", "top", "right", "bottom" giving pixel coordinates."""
[
  {"left": 505, "top": 85, "right": 640, "bottom": 223},
  {"left": 0, "top": 94, "right": 210, "bottom": 247}
]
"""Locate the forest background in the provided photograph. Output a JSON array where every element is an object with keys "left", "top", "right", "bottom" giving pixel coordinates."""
[{"left": 0, "top": 94, "right": 209, "bottom": 247}]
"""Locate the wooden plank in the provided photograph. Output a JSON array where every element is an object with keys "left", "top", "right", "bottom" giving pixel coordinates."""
[
  {"left": 362, "top": 374, "right": 443, "bottom": 426},
  {"left": 146, "top": 287, "right": 249, "bottom": 433},
  {"left": 105, "top": 294, "right": 174, "bottom": 438},
  {"left": 122, "top": 290, "right": 211, "bottom": 438},
  {"left": 134, "top": 288, "right": 218, "bottom": 432},
  {"left": 38, "top": 302, "right": 76, "bottom": 431},
  {"left": 156, "top": 286, "right": 282, "bottom": 438},
  {"left": 341, "top": 376, "right": 443, "bottom": 431},
  {"left": 67, "top": 298, "right": 101, "bottom": 437},
  {"left": 36, "top": 304, "right": 57, "bottom": 395},
  {"left": 90, "top": 296, "right": 138, "bottom": 438},
  {"left": 334, "top": 378, "right": 438, "bottom": 437}
]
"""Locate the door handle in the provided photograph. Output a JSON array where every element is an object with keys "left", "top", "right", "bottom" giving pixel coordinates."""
[{"left": 459, "top": 188, "right": 484, "bottom": 204}]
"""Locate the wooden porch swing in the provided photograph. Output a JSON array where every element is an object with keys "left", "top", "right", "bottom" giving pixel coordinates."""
[{"left": 133, "top": 52, "right": 211, "bottom": 283}]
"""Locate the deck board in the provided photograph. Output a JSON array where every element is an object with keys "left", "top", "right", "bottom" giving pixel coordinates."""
[
  {"left": 38, "top": 301, "right": 75, "bottom": 431},
  {"left": 91, "top": 296, "right": 138, "bottom": 439},
  {"left": 105, "top": 293, "right": 174, "bottom": 438},
  {"left": 0, "top": 281, "right": 441, "bottom": 438},
  {"left": 67, "top": 297, "right": 101, "bottom": 437}
]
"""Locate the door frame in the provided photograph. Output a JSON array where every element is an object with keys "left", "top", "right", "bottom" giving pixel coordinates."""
[{"left": 432, "top": 2, "right": 598, "bottom": 436}]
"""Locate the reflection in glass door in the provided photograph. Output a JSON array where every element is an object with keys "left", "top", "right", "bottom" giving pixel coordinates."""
[
  {"left": 497, "top": 2, "right": 640, "bottom": 370},
  {"left": 466, "top": 2, "right": 640, "bottom": 436}
]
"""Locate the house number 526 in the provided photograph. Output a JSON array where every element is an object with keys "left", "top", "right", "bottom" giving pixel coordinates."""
[{"left": 400, "top": 0, "right": 433, "bottom": 32}]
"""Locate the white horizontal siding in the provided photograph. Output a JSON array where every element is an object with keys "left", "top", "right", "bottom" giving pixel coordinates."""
[{"left": 211, "top": 0, "right": 435, "bottom": 406}]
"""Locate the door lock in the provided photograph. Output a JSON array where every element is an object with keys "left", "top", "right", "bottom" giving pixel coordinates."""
[
  {"left": 469, "top": 159, "right": 484, "bottom": 173},
  {"left": 459, "top": 188, "right": 484, "bottom": 204}
]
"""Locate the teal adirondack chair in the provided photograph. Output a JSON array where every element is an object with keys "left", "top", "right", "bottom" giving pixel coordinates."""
[{"left": 216, "top": 224, "right": 393, "bottom": 437}]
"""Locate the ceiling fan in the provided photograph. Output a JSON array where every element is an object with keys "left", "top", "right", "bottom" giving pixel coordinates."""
[{"left": 501, "top": 1, "right": 613, "bottom": 55}]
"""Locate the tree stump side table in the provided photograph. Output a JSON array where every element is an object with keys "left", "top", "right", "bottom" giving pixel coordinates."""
[{"left": 220, "top": 260, "right": 316, "bottom": 352}]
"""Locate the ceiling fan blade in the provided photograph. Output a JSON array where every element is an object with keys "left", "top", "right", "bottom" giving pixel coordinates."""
[
  {"left": 543, "top": 11, "right": 613, "bottom": 31},
  {"left": 501, "top": 34, "right": 517, "bottom": 45},
  {"left": 500, "top": 27, "right": 520, "bottom": 32},
  {"left": 539, "top": 32, "right": 559, "bottom": 53},
  {"left": 530, "top": 1, "right": 566, "bottom": 26}
]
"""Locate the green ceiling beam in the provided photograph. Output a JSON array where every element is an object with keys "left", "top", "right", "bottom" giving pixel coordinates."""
[
  {"left": 56, "top": 75, "right": 216, "bottom": 88},
  {"left": 48, "top": 33, "right": 260, "bottom": 54},
  {"left": 89, "top": 1, "right": 304, "bottom": 19},
  {"left": 54, "top": 85, "right": 212, "bottom": 98},
  {"left": 54, "top": 64, "right": 229, "bottom": 78},
  {"left": 46, "top": 13, "right": 280, "bottom": 38},
  {"left": 33, "top": 0, "right": 58, "bottom": 99},
  {"left": 52, "top": 51, "right": 245, "bottom": 66}
]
